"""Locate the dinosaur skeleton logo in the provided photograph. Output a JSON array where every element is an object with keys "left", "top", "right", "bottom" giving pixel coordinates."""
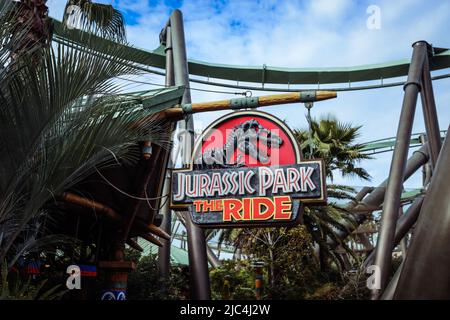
[
  {"left": 171, "top": 111, "right": 326, "bottom": 228},
  {"left": 195, "top": 119, "right": 284, "bottom": 168}
]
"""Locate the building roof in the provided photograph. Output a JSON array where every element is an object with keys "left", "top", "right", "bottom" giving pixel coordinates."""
[{"left": 138, "top": 238, "right": 190, "bottom": 266}]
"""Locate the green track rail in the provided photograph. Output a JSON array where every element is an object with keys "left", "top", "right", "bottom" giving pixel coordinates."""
[
  {"left": 361, "top": 130, "right": 447, "bottom": 154},
  {"left": 52, "top": 19, "right": 450, "bottom": 92}
]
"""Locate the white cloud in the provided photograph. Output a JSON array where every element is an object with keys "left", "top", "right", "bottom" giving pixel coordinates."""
[
  {"left": 46, "top": 0, "right": 450, "bottom": 188},
  {"left": 308, "top": 0, "right": 353, "bottom": 21}
]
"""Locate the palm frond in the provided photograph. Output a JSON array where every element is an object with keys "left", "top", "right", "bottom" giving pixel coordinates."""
[
  {"left": 0, "top": 3, "right": 172, "bottom": 261},
  {"left": 63, "top": 0, "right": 126, "bottom": 42},
  {"left": 293, "top": 115, "right": 372, "bottom": 182}
]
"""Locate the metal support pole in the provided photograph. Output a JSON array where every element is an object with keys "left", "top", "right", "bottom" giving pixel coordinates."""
[
  {"left": 164, "top": 26, "right": 174, "bottom": 87},
  {"left": 329, "top": 144, "right": 429, "bottom": 249},
  {"left": 170, "top": 9, "right": 211, "bottom": 300},
  {"left": 206, "top": 244, "right": 221, "bottom": 268},
  {"left": 419, "top": 134, "right": 432, "bottom": 186},
  {"left": 174, "top": 214, "right": 220, "bottom": 268},
  {"left": 380, "top": 261, "right": 404, "bottom": 300},
  {"left": 372, "top": 41, "right": 427, "bottom": 299},
  {"left": 157, "top": 163, "right": 172, "bottom": 280},
  {"left": 394, "top": 126, "right": 450, "bottom": 299},
  {"left": 363, "top": 196, "right": 424, "bottom": 268},
  {"left": 157, "top": 25, "right": 175, "bottom": 284},
  {"left": 420, "top": 43, "right": 442, "bottom": 167},
  {"left": 305, "top": 102, "right": 314, "bottom": 158},
  {"left": 398, "top": 207, "right": 408, "bottom": 259}
]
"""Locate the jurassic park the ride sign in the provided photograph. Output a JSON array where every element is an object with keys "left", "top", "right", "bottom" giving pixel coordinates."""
[{"left": 171, "top": 111, "right": 326, "bottom": 228}]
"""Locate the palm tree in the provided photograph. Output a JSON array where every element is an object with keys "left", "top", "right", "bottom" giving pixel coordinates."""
[
  {"left": 63, "top": 0, "right": 126, "bottom": 41},
  {"left": 10, "top": 1, "right": 50, "bottom": 60},
  {"left": 294, "top": 114, "right": 371, "bottom": 181},
  {"left": 218, "top": 116, "right": 372, "bottom": 273},
  {"left": 11, "top": 0, "right": 125, "bottom": 62},
  {"left": 294, "top": 115, "right": 372, "bottom": 271},
  {"left": 0, "top": 0, "right": 169, "bottom": 266}
]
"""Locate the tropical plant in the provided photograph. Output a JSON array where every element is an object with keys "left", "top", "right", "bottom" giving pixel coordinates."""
[
  {"left": 0, "top": 0, "right": 170, "bottom": 268},
  {"left": 0, "top": 260, "right": 66, "bottom": 300},
  {"left": 209, "top": 260, "right": 255, "bottom": 300},
  {"left": 7, "top": 0, "right": 51, "bottom": 62},
  {"left": 126, "top": 251, "right": 190, "bottom": 300},
  {"left": 334, "top": 263, "right": 371, "bottom": 300},
  {"left": 217, "top": 116, "right": 371, "bottom": 288},
  {"left": 293, "top": 115, "right": 372, "bottom": 271},
  {"left": 294, "top": 114, "right": 371, "bottom": 181},
  {"left": 63, "top": 0, "right": 126, "bottom": 42},
  {"left": 217, "top": 225, "right": 343, "bottom": 299}
]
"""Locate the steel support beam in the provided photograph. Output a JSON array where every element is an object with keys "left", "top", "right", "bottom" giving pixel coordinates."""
[
  {"left": 419, "top": 134, "right": 433, "bottom": 186},
  {"left": 170, "top": 9, "right": 211, "bottom": 300},
  {"left": 394, "top": 126, "right": 450, "bottom": 299},
  {"left": 164, "top": 26, "right": 174, "bottom": 87},
  {"left": 420, "top": 44, "right": 442, "bottom": 167},
  {"left": 363, "top": 195, "right": 424, "bottom": 268},
  {"left": 157, "top": 25, "right": 175, "bottom": 283},
  {"left": 206, "top": 244, "right": 221, "bottom": 268},
  {"left": 329, "top": 144, "right": 429, "bottom": 248},
  {"left": 372, "top": 41, "right": 427, "bottom": 299},
  {"left": 157, "top": 164, "right": 173, "bottom": 281},
  {"left": 380, "top": 261, "right": 404, "bottom": 300}
]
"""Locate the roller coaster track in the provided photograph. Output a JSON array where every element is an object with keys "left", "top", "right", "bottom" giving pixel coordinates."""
[
  {"left": 52, "top": 19, "right": 450, "bottom": 93},
  {"left": 361, "top": 130, "right": 447, "bottom": 155}
]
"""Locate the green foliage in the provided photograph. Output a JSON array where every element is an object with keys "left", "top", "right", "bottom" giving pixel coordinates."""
[
  {"left": 293, "top": 115, "right": 372, "bottom": 271},
  {"left": 294, "top": 114, "right": 372, "bottom": 182},
  {"left": 334, "top": 263, "right": 371, "bottom": 300},
  {"left": 0, "top": 0, "right": 170, "bottom": 265},
  {"left": 218, "top": 225, "right": 339, "bottom": 299},
  {"left": 219, "top": 115, "right": 371, "bottom": 275},
  {"left": 237, "top": 225, "right": 339, "bottom": 299},
  {"left": 0, "top": 260, "right": 67, "bottom": 300},
  {"left": 302, "top": 202, "right": 358, "bottom": 272},
  {"left": 126, "top": 253, "right": 190, "bottom": 300},
  {"left": 64, "top": 0, "right": 126, "bottom": 42},
  {"left": 305, "top": 282, "right": 341, "bottom": 300},
  {"left": 210, "top": 260, "right": 254, "bottom": 300},
  {"left": 124, "top": 247, "right": 141, "bottom": 265}
]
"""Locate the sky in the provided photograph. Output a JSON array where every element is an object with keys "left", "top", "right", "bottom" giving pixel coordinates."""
[{"left": 46, "top": 0, "right": 450, "bottom": 189}]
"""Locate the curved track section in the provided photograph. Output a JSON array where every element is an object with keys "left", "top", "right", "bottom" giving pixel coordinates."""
[{"left": 52, "top": 19, "right": 450, "bottom": 92}]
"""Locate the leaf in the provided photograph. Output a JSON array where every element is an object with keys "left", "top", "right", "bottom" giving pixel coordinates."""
[
  {"left": 63, "top": 0, "right": 126, "bottom": 42},
  {"left": 0, "top": 1, "right": 172, "bottom": 262}
]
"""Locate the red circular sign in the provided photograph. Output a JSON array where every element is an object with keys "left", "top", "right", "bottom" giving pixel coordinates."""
[
  {"left": 194, "top": 111, "right": 300, "bottom": 168},
  {"left": 173, "top": 110, "right": 326, "bottom": 228}
]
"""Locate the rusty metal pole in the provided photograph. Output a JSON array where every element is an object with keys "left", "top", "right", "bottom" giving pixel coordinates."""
[
  {"left": 420, "top": 43, "right": 442, "bottom": 167},
  {"left": 170, "top": 9, "right": 211, "bottom": 300},
  {"left": 372, "top": 41, "right": 427, "bottom": 299}
]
